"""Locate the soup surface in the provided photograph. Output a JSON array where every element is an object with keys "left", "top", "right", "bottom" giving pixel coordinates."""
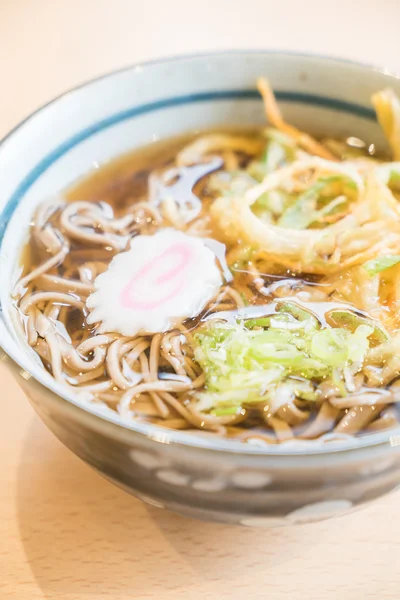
[{"left": 13, "top": 79, "right": 400, "bottom": 446}]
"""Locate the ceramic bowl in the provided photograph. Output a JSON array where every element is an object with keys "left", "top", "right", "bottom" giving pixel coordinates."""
[{"left": 1, "top": 51, "right": 400, "bottom": 526}]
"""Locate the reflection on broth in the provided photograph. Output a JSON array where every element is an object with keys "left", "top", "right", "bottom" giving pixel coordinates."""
[{"left": 12, "top": 79, "right": 400, "bottom": 446}]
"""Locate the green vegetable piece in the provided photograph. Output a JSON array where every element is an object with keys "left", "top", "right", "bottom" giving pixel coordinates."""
[
  {"left": 276, "top": 300, "right": 319, "bottom": 327},
  {"left": 244, "top": 317, "right": 273, "bottom": 329},
  {"left": 315, "top": 195, "right": 348, "bottom": 221},
  {"left": 211, "top": 406, "right": 242, "bottom": 416},
  {"left": 389, "top": 170, "right": 400, "bottom": 192},
  {"left": 247, "top": 128, "right": 298, "bottom": 182},
  {"left": 310, "top": 329, "right": 349, "bottom": 367},
  {"left": 363, "top": 255, "right": 400, "bottom": 275},
  {"left": 256, "top": 189, "right": 291, "bottom": 214},
  {"left": 277, "top": 176, "right": 355, "bottom": 230},
  {"left": 290, "top": 379, "right": 317, "bottom": 401},
  {"left": 239, "top": 292, "right": 250, "bottom": 306},
  {"left": 247, "top": 141, "right": 286, "bottom": 181},
  {"left": 245, "top": 303, "right": 318, "bottom": 331},
  {"left": 193, "top": 305, "right": 375, "bottom": 415},
  {"left": 263, "top": 140, "right": 287, "bottom": 173},
  {"left": 325, "top": 309, "right": 389, "bottom": 346},
  {"left": 277, "top": 185, "right": 320, "bottom": 229}
]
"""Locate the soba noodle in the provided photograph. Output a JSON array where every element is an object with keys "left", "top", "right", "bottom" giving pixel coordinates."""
[{"left": 13, "top": 79, "right": 400, "bottom": 444}]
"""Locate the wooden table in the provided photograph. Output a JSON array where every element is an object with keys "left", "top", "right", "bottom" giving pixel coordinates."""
[{"left": 1, "top": 2, "right": 400, "bottom": 598}]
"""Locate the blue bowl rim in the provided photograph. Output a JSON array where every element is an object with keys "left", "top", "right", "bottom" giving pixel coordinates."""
[{"left": 2, "top": 48, "right": 400, "bottom": 149}]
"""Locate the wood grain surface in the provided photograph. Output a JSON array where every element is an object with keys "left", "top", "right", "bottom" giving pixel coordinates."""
[{"left": 1, "top": 1, "right": 400, "bottom": 598}]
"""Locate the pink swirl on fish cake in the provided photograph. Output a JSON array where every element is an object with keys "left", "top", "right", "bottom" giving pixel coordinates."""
[{"left": 120, "top": 243, "right": 194, "bottom": 311}]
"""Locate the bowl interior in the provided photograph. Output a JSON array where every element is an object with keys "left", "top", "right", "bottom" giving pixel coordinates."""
[{"left": 1, "top": 51, "right": 400, "bottom": 454}]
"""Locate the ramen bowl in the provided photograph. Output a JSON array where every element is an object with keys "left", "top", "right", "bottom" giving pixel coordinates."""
[{"left": 1, "top": 51, "right": 400, "bottom": 526}]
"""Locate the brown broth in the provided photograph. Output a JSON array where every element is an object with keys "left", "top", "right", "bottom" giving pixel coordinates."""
[
  {"left": 66, "top": 127, "right": 263, "bottom": 211},
  {"left": 14, "top": 127, "right": 397, "bottom": 443}
]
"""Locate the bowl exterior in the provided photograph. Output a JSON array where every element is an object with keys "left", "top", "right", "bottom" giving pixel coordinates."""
[
  {"left": 1, "top": 52, "right": 400, "bottom": 525},
  {"left": 5, "top": 351, "right": 400, "bottom": 526}
]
